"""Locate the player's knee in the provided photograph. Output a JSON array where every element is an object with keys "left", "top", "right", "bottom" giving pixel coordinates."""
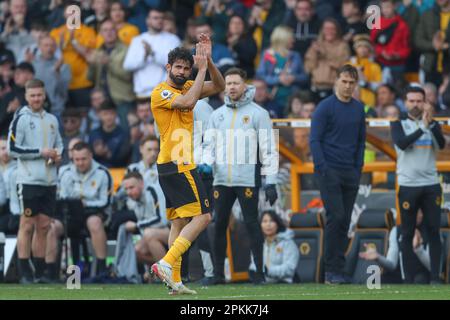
[
  {"left": 143, "top": 228, "right": 157, "bottom": 241},
  {"left": 36, "top": 221, "right": 51, "bottom": 235},
  {"left": 87, "top": 216, "right": 104, "bottom": 234},
  {"left": 199, "top": 213, "right": 212, "bottom": 228}
]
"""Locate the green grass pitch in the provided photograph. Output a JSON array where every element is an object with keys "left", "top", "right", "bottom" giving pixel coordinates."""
[{"left": 0, "top": 283, "right": 449, "bottom": 300}]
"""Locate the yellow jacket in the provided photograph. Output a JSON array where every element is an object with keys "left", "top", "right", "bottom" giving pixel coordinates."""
[
  {"left": 50, "top": 25, "right": 97, "bottom": 90},
  {"left": 347, "top": 56, "right": 382, "bottom": 107},
  {"left": 96, "top": 23, "right": 140, "bottom": 48}
]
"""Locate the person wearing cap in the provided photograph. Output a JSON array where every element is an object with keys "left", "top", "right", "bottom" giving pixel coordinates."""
[
  {"left": 347, "top": 34, "right": 382, "bottom": 108},
  {"left": 88, "top": 101, "right": 130, "bottom": 167},
  {"left": 0, "top": 61, "right": 35, "bottom": 136},
  {"left": 0, "top": 52, "right": 15, "bottom": 98}
]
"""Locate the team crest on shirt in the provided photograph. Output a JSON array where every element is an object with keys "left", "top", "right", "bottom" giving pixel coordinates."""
[
  {"left": 161, "top": 90, "right": 173, "bottom": 100},
  {"left": 24, "top": 208, "right": 32, "bottom": 217},
  {"left": 242, "top": 116, "right": 250, "bottom": 124},
  {"left": 402, "top": 201, "right": 410, "bottom": 210},
  {"left": 276, "top": 246, "right": 283, "bottom": 253},
  {"left": 366, "top": 243, "right": 376, "bottom": 251}
]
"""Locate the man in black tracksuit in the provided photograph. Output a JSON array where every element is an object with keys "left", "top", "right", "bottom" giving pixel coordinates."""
[{"left": 390, "top": 86, "right": 446, "bottom": 284}]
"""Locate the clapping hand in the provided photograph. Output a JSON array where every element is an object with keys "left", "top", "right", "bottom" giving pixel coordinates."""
[
  {"left": 199, "top": 33, "right": 212, "bottom": 59},
  {"left": 194, "top": 43, "right": 208, "bottom": 71}
]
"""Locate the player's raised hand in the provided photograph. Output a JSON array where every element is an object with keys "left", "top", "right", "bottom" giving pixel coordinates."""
[
  {"left": 199, "top": 33, "right": 212, "bottom": 59},
  {"left": 194, "top": 43, "right": 208, "bottom": 71}
]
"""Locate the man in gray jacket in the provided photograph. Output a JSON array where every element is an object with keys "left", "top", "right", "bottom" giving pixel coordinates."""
[
  {"left": 203, "top": 67, "right": 279, "bottom": 285},
  {"left": 32, "top": 36, "right": 71, "bottom": 118},
  {"left": 7, "top": 79, "right": 63, "bottom": 283},
  {"left": 59, "top": 142, "right": 112, "bottom": 275}
]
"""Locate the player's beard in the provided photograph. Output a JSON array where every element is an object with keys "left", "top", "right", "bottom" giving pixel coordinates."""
[{"left": 169, "top": 71, "right": 187, "bottom": 86}]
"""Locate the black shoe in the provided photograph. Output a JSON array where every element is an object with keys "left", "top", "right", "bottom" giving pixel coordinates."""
[
  {"left": 199, "top": 276, "right": 215, "bottom": 286},
  {"left": 325, "top": 272, "right": 347, "bottom": 285},
  {"left": 210, "top": 275, "right": 226, "bottom": 285},
  {"left": 34, "top": 276, "right": 54, "bottom": 284},
  {"left": 252, "top": 272, "right": 266, "bottom": 285},
  {"left": 19, "top": 276, "right": 34, "bottom": 284}
]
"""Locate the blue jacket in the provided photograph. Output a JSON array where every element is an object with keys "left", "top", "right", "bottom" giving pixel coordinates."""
[
  {"left": 256, "top": 49, "right": 309, "bottom": 89},
  {"left": 88, "top": 126, "right": 130, "bottom": 168}
]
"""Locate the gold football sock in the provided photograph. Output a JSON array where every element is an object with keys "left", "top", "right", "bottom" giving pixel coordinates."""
[
  {"left": 172, "top": 257, "right": 182, "bottom": 283},
  {"left": 162, "top": 236, "right": 191, "bottom": 266}
]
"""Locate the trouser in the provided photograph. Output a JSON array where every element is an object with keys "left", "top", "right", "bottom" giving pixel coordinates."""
[
  {"left": 315, "top": 168, "right": 360, "bottom": 274},
  {"left": 213, "top": 185, "right": 263, "bottom": 278},
  {"left": 398, "top": 184, "right": 442, "bottom": 282}
]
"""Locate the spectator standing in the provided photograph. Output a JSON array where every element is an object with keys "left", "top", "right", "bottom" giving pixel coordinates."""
[
  {"left": 123, "top": 9, "right": 180, "bottom": 99},
  {"left": 226, "top": 15, "right": 257, "bottom": 79},
  {"left": 88, "top": 19, "right": 135, "bottom": 130},
  {"left": 284, "top": 0, "right": 321, "bottom": 59},
  {"left": 415, "top": 0, "right": 450, "bottom": 87},
  {"left": 50, "top": 1, "right": 97, "bottom": 108},
  {"left": 256, "top": 26, "right": 309, "bottom": 108},
  {"left": 32, "top": 36, "right": 71, "bottom": 118},
  {"left": 304, "top": 18, "right": 351, "bottom": 102},
  {"left": 370, "top": 0, "right": 411, "bottom": 87}
]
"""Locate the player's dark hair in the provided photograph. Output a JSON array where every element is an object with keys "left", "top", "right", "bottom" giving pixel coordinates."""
[
  {"left": 260, "top": 210, "right": 286, "bottom": 234},
  {"left": 168, "top": 47, "right": 194, "bottom": 68},
  {"left": 403, "top": 86, "right": 426, "bottom": 100},
  {"left": 123, "top": 171, "right": 143, "bottom": 181},
  {"left": 336, "top": 64, "right": 359, "bottom": 81},
  {"left": 72, "top": 141, "right": 92, "bottom": 153},
  {"left": 224, "top": 67, "right": 247, "bottom": 81}
]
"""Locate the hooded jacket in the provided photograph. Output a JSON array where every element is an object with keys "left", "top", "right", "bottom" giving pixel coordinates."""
[
  {"left": 125, "top": 185, "right": 168, "bottom": 233},
  {"left": 7, "top": 106, "right": 63, "bottom": 186},
  {"left": 370, "top": 15, "right": 411, "bottom": 66},
  {"left": 249, "top": 229, "right": 299, "bottom": 283},
  {"left": 203, "top": 86, "right": 278, "bottom": 187}
]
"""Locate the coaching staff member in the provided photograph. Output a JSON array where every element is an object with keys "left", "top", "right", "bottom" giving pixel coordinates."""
[
  {"left": 7, "top": 79, "right": 63, "bottom": 283},
  {"left": 310, "top": 64, "right": 366, "bottom": 284},
  {"left": 391, "top": 86, "right": 445, "bottom": 284}
]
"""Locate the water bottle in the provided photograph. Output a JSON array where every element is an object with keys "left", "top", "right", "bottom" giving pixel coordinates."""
[{"left": 0, "top": 232, "right": 5, "bottom": 283}]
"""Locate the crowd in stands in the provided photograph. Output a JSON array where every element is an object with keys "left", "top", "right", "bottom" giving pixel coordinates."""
[{"left": 0, "top": 0, "right": 449, "bottom": 284}]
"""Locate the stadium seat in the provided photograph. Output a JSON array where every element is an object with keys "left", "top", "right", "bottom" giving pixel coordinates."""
[
  {"left": 440, "top": 209, "right": 450, "bottom": 283},
  {"left": 344, "top": 209, "right": 394, "bottom": 284},
  {"left": 289, "top": 211, "right": 324, "bottom": 283},
  {"left": 109, "top": 168, "right": 127, "bottom": 192}
]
